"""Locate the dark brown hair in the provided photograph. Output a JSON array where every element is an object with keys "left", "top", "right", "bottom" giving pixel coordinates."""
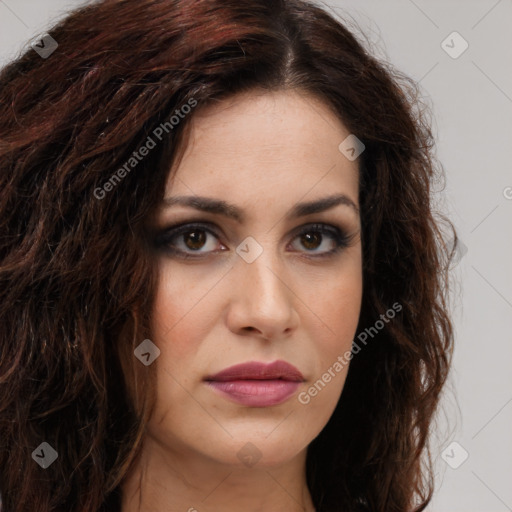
[{"left": 0, "top": 0, "right": 455, "bottom": 511}]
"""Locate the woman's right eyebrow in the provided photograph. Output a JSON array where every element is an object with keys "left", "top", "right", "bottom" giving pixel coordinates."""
[
  {"left": 161, "top": 194, "right": 359, "bottom": 224},
  {"left": 162, "top": 195, "right": 245, "bottom": 222}
]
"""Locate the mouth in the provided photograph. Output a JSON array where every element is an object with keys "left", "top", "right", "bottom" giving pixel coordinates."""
[{"left": 204, "top": 360, "right": 304, "bottom": 407}]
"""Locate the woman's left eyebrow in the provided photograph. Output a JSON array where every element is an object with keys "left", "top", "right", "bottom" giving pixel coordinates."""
[{"left": 161, "top": 193, "right": 359, "bottom": 223}]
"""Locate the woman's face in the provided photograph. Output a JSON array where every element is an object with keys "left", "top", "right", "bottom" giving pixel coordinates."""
[{"left": 147, "top": 89, "right": 362, "bottom": 469}]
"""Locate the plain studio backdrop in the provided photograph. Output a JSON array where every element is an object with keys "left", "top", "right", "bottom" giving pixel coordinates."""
[{"left": 0, "top": 1, "right": 511, "bottom": 511}]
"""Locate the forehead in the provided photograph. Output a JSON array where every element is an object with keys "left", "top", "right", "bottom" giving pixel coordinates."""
[{"left": 165, "top": 89, "right": 359, "bottom": 213}]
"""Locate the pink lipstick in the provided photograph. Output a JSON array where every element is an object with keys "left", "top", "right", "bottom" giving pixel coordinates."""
[{"left": 204, "top": 360, "right": 304, "bottom": 407}]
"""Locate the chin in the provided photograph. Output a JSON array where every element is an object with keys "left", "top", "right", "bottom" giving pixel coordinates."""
[{"left": 214, "top": 436, "right": 307, "bottom": 469}]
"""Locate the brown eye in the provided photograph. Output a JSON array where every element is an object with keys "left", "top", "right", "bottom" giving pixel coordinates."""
[
  {"left": 155, "top": 222, "right": 224, "bottom": 258},
  {"left": 300, "top": 232, "right": 322, "bottom": 250},
  {"left": 290, "top": 223, "right": 349, "bottom": 257},
  {"left": 183, "top": 230, "right": 208, "bottom": 250}
]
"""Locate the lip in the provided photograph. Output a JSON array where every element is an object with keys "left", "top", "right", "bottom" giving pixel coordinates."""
[
  {"left": 204, "top": 360, "right": 304, "bottom": 407},
  {"left": 205, "top": 360, "right": 304, "bottom": 382}
]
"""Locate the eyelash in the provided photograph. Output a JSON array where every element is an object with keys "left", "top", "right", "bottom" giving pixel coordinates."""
[{"left": 154, "top": 221, "right": 352, "bottom": 261}]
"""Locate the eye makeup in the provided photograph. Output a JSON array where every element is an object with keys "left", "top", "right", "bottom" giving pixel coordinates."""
[{"left": 153, "top": 219, "right": 357, "bottom": 261}]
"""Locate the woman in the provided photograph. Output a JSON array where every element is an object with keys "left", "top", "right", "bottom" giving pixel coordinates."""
[{"left": 0, "top": 0, "right": 455, "bottom": 511}]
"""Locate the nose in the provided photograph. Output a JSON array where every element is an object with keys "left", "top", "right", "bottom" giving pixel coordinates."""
[{"left": 225, "top": 244, "right": 299, "bottom": 341}]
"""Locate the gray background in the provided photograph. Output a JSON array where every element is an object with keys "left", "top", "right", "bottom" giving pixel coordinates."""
[{"left": 1, "top": 1, "right": 511, "bottom": 510}]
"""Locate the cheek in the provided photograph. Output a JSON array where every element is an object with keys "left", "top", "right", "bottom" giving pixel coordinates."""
[
  {"left": 324, "top": 283, "right": 362, "bottom": 335},
  {"left": 298, "top": 275, "right": 362, "bottom": 418},
  {"left": 149, "top": 264, "right": 218, "bottom": 359},
  {"left": 305, "top": 261, "right": 363, "bottom": 354}
]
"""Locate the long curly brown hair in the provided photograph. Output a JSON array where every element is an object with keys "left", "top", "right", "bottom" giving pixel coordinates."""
[{"left": 0, "top": 1, "right": 455, "bottom": 511}]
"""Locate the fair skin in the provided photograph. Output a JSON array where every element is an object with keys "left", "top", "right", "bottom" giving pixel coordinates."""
[{"left": 121, "top": 89, "right": 363, "bottom": 512}]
